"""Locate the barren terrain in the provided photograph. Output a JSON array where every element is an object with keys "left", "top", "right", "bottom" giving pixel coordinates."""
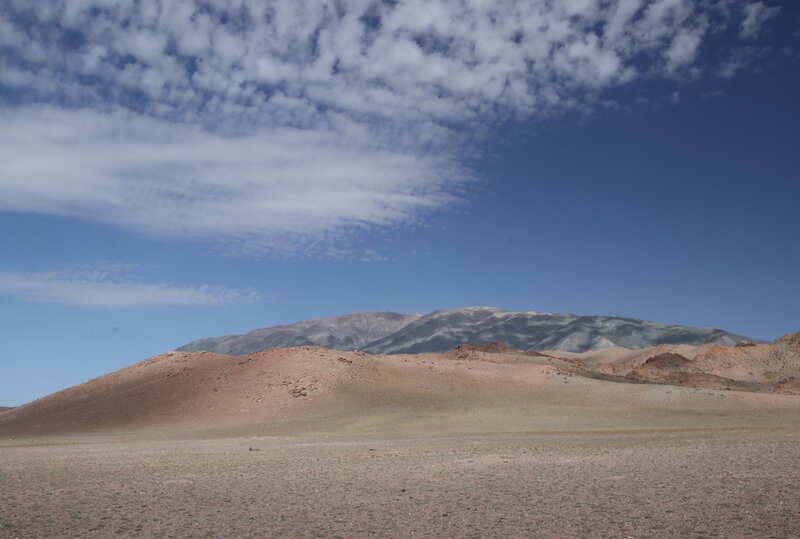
[
  {"left": 2, "top": 430, "right": 799, "bottom": 538},
  {"left": 2, "top": 334, "right": 798, "bottom": 438},
  {"left": 1, "top": 335, "right": 798, "bottom": 537}
]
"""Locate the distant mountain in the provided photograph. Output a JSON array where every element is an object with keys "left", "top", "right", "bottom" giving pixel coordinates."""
[
  {"left": 0, "top": 407, "right": 13, "bottom": 413},
  {"left": 177, "top": 307, "right": 759, "bottom": 355},
  {"left": 177, "top": 311, "right": 421, "bottom": 355}
]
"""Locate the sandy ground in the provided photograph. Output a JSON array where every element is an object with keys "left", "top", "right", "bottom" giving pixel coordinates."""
[{"left": 1, "top": 428, "right": 799, "bottom": 538}]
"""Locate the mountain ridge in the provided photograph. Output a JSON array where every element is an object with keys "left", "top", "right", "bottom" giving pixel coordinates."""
[{"left": 177, "top": 307, "right": 759, "bottom": 355}]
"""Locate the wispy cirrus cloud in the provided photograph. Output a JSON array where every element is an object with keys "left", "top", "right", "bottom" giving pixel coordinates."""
[
  {"left": 0, "top": 0, "right": 781, "bottom": 254},
  {"left": 0, "top": 267, "right": 259, "bottom": 308},
  {"left": 0, "top": 106, "right": 465, "bottom": 253}
]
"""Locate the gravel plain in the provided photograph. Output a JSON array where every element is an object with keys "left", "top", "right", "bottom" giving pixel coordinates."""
[{"left": 2, "top": 428, "right": 799, "bottom": 538}]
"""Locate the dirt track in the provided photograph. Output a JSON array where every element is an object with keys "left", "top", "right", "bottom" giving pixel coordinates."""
[{"left": 2, "top": 428, "right": 799, "bottom": 538}]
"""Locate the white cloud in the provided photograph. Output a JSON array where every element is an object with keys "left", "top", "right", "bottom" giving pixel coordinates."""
[
  {"left": 664, "top": 27, "right": 705, "bottom": 74},
  {"left": 0, "top": 0, "right": 776, "bottom": 254},
  {"left": 740, "top": 2, "right": 781, "bottom": 39},
  {"left": 0, "top": 106, "right": 466, "bottom": 252},
  {"left": 716, "top": 46, "right": 768, "bottom": 79},
  {"left": 0, "top": 268, "right": 256, "bottom": 308}
]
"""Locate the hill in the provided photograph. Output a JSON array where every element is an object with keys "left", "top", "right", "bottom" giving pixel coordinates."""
[{"left": 1, "top": 333, "right": 796, "bottom": 439}]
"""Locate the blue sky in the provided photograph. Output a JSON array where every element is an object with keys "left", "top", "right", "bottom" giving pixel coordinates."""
[{"left": 1, "top": 0, "right": 798, "bottom": 406}]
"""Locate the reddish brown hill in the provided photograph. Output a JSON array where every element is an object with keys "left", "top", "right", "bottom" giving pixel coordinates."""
[
  {"left": 776, "top": 331, "right": 800, "bottom": 345},
  {"left": 549, "top": 330, "right": 800, "bottom": 393},
  {"left": 1, "top": 335, "right": 797, "bottom": 439},
  {"left": 0, "top": 348, "right": 358, "bottom": 437},
  {"left": 442, "top": 341, "right": 553, "bottom": 361}
]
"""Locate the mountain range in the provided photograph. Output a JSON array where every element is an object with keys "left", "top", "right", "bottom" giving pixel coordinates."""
[{"left": 177, "top": 306, "right": 758, "bottom": 355}]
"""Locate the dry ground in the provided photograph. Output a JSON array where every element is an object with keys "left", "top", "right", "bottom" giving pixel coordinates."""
[
  {"left": 1, "top": 340, "right": 799, "bottom": 537},
  {"left": 1, "top": 428, "right": 799, "bottom": 538}
]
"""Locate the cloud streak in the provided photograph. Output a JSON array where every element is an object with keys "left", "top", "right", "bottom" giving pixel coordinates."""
[
  {"left": 0, "top": 106, "right": 466, "bottom": 252},
  {"left": 0, "top": 269, "right": 256, "bottom": 308},
  {"left": 0, "top": 0, "right": 778, "bottom": 254}
]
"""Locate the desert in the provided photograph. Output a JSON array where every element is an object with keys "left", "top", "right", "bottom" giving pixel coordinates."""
[
  {"left": 2, "top": 333, "right": 799, "bottom": 537},
  {"left": 3, "top": 2, "right": 799, "bottom": 537}
]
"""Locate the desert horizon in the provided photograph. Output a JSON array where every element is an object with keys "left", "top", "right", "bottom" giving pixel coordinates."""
[
  {"left": 2, "top": 1, "right": 798, "bottom": 536},
  {"left": 1, "top": 330, "right": 799, "bottom": 438},
  {"left": 2, "top": 332, "right": 799, "bottom": 537}
]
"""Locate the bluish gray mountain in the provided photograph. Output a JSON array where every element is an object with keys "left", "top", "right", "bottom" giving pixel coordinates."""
[
  {"left": 176, "top": 307, "right": 759, "bottom": 355},
  {"left": 177, "top": 311, "right": 422, "bottom": 355}
]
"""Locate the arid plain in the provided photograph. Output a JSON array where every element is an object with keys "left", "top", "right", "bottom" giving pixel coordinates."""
[{"left": 1, "top": 335, "right": 799, "bottom": 537}]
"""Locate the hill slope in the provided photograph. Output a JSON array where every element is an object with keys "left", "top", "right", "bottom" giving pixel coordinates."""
[
  {"left": 178, "top": 306, "right": 758, "bottom": 355},
  {"left": 1, "top": 334, "right": 797, "bottom": 438}
]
